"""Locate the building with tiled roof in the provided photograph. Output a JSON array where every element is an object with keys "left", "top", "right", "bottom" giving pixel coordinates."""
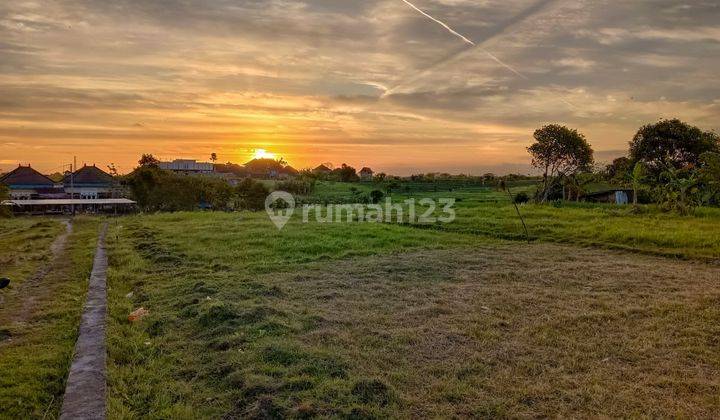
[
  {"left": 359, "top": 167, "right": 374, "bottom": 181},
  {"left": 313, "top": 164, "right": 332, "bottom": 174},
  {"left": 0, "top": 165, "right": 63, "bottom": 199},
  {"left": 63, "top": 164, "right": 115, "bottom": 199}
]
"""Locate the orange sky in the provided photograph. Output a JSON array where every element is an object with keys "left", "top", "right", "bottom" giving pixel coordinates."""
[{"left": 1, "top": 1, "right": 718, "bottom": 175}]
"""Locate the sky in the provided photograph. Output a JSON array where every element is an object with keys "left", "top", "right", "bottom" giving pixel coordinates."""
[{"left": 1, "top": 0, "right": 719, "bottom": 175}]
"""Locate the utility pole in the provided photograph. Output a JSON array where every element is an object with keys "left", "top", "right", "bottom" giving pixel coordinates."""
[{"left": 71, "top": 156, "right": 76, "bottom": 216}]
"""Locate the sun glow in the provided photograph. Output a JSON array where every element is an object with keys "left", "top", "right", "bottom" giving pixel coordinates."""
[{"left": 252, "top": 148, "right": 276, "bottom": 160}]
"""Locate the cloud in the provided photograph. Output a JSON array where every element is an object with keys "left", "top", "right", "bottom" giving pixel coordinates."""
[{"left": 0, "top": 0, "right": 718, "bottom": 174}]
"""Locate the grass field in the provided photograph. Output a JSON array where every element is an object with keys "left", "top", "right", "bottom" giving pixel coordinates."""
[
  {"left": 0, "top": 217, "right": 100, "bottom": 418},
  {"left": 383, "top": 182, "right": 719, "bottom": 260},
  {"left": 1, "top": 184, "right": 719, "bottom": 418},
  {"left": 0, "top": 218, "right": 65, "bottom": 289},
  {"left": 104, "top": 211, "right": 720, "bottom": 418}
]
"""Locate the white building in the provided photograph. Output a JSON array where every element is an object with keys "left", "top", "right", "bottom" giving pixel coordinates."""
[{"left": 158, "top": 159, "right": 214, "bottom": 175}]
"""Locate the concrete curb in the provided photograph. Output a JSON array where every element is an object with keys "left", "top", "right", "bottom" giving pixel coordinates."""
[{"left": 60, "top": 222, "right": 109, "bottom": 420}]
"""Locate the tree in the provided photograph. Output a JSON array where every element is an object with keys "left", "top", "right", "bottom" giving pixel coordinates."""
[
  {"left": 629, "top": 162, "right": 646, "bottom": 206},
  {"left": 235, "top": 178, "right": 269, "bottom": 211},
  {"left": 138, "top": 154, "right": 160, "bottom": 167},
  {"left": 528, "top": 124, "right": 594, "bottom": 203},
  {"left": 107, "top": 163, "right": 119, "bottom": 177},
  {"left": 698, "top": 152, "right": 720, "bottom": 205},
  {"left": 605, "top": 156, "right": 632, "bottom": 183},
  {"left": 210, "top": 153, "right": 218, "bottom": 163},
  {"left": 629, "top": 119, "right": 720, "bottom": 177},
  {"left": 334, "top": 164, "right": 359, "bottom": 183},
  {"left": 658, "top": 164, "right": 700, "bottom": 214}
]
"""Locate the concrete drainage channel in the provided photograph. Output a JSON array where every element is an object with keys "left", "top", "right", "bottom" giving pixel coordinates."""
[{"left": 60, "top": 222, "right": 109, "bottom": 420}]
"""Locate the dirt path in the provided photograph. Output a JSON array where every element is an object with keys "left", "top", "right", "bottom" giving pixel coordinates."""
[
  {"left": 60, "top": 222, "right": 108, "bottom": 420},
  {"left": 4, "top": 219, "right": 73, "bottom": 323}
]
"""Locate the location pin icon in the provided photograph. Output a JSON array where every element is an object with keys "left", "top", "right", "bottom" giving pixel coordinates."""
[{"left": 265, "top": 191, "right": 295, "bottom": 230}]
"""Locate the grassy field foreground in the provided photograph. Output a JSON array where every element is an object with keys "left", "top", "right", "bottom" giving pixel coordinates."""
[
  {"left": 106, "top": 212, "right": 720, "bottom": 418},
  {"left": 0, "top": 217, "right": 100, "bottom": 418}
]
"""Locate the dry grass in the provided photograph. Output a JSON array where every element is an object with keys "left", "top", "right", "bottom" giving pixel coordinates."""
[
  {"left": 260, "top": 244, "right": 720, "bottom": 417},
  {"left": 106, "top": 211, "right": 720, "bottom": 418}
]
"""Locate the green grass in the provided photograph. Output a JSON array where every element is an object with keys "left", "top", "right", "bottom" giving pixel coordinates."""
[
  {"left": 104, "top": 212, "right": 720, "bottom": 417},
  {"left": 0, "top": 218, "right": 65, "bottom": 287},
  {"left": 382, "top": 184, "right": 720, "bottom": 260},
  {"left": 398, "top": 196, "right": 720, "bottom": 260},
  {"left": 301, "top": 181, "right": 376, "bottom": 203},
  {"left": 3, "top": 183, "right": 720, "bottom": 417},
  {"left": 105, "top": 213, "right": 484, "bottom": 418},
  {"left": 0, "top": 217, "right": 100, "bottom": 419}
]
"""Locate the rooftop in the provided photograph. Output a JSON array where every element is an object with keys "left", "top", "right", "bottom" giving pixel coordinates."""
[
  {"left": 63, "top": 164, "right": 114, "bottom": 185},
  {"left": 0, "top": 165, "right": 55, "bottom": 187}
]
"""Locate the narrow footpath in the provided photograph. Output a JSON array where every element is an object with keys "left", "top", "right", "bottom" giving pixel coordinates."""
[{"left": 60, "top": 222, "right": 109, "bottom": 420}]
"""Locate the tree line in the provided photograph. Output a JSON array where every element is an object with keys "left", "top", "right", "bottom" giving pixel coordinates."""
[{"left": 528, "top": 119, "right": 720, "bottom": 212}]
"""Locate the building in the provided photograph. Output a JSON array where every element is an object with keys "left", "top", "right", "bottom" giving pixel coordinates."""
[
  {"left": 2, "top": 198, "right": 136, "bottom": 215},
  {"left": 64, "top": 164, "right": 115, "bottom": 199},
  {"left": 583, "top": 188, "right": 634, "bottom": 204},
  {"left": 158, "top": 159, "right": 214, "bottom": 175},
  {"left": 313, "top": 164, "right": 332, "bottom": 175},
  {"left": 279, "top": 165, "right": 299, "bottom": 179},
  {"left": 244, "top": 158, "right": 284, "bottom": 179},
  {"left": 359, "top": 167, "right": 374, "bottom": 181},
  {"left": 0, "top": 165, "right": 63, "bottom": 199}
]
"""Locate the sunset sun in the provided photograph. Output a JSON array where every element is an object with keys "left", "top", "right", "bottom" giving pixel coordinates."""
[{"left": 252, "top": 148, "right": 276, "bottom": 160}]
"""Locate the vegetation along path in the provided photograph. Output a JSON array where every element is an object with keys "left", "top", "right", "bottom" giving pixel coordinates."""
[
  {"left": 4, "top": 219, "right": 72, "bottom": 322},
  {"left": 60, "top": 222, "right": 109, "bottom": 420}
]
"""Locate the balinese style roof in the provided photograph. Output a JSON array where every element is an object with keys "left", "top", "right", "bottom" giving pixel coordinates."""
[
  {"left": 281, "top": 165, "right": 299, "bottom": 175},
  {"left": 244, "top": 158, "right": 284, "bottom": 175},
  {"left": 0, "top": 165, "right": 55, "bottom": 187},
  {"left": 63, "top": 165, "right": 114, "bottom": 186},
  {"left": 360, "top": 167, "right": 373, "bottom": 174},
  {"left": 313, "top": 164, "right": 332, "bottom": 173}
]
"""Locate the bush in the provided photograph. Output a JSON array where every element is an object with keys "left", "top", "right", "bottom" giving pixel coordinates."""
[
  {"left": 124, "top": 166, "right": 270, "bottom": 212},
  {"left": 370, "top": 190, "right": 385, "bottom": 204},
  {"left": 513, "top": 192, "right": 529, "bottom": 204},
  {"left": 276, "top": 178, "right": 315, "bottom": 196},
  {"left": 235, "top": 178, "right": 270, "bottom": 211},
  {"left": 0, "top": 184, "right": 10, "bottom": 217}
]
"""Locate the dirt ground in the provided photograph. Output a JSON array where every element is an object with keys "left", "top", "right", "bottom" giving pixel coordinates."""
[{"left": 262, "top": 243, "right": 720, "bottom": 417}]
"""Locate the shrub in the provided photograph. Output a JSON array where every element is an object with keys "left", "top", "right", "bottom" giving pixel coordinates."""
[
  {"left": 513, "top": 192, "right": 530, "bottom": 204},
  {"left": 276, "top": 178, "right": 315, "bottom": 196},
  {"left": 0, "top": 184, "right": 10, "bottom": 217}
]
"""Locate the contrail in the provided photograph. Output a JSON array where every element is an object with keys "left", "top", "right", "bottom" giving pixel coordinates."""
[
  {"left": 388, "top": 0, "right": 529, "bottom": 97},
  {"left": 400, "top": 0, "right": 475, "bottom": 46}
]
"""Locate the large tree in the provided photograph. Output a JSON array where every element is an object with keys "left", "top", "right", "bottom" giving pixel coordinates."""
[
  {"left": 629, "top": 119, "right": 720, "bottom": 177},
  {"left": 528, "top": 124, "right": 594, "bottom": 202},
  {"left": 138, "top": 153, "right": 160, "bottom": 167}
]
